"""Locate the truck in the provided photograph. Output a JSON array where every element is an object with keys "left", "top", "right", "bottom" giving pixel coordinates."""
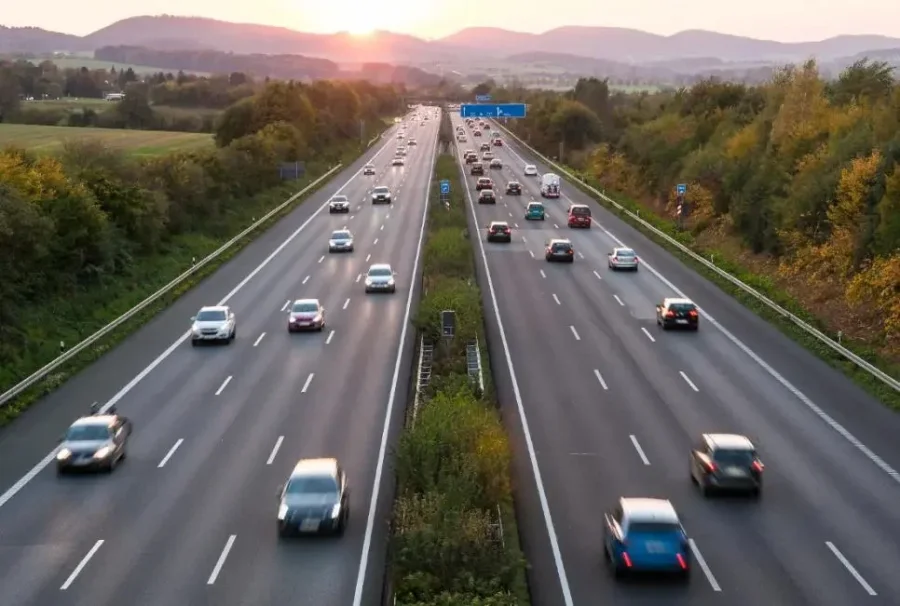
[{"left": 541, "top": 173, "right": 561, "bottom": 198}]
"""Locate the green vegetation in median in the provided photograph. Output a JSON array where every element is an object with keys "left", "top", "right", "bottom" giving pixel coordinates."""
[{"left": 390, "top": 143, "right": 529, "bottom": 605}]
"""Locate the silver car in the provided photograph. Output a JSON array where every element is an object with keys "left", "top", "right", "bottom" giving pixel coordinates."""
[
  {"left": 364, "top": 263, "right": 396, "bottom": 293},
  {"left": 287, "top": 298, "right": 326, "bottom": 332},
  {"left": 190, "top": 305, "right": 236, "bottom": 345},
  {"left": 277, "top": 458, "right": 349, "bottom": 537},
  {"left": 392, "top": 157, "right": 405, "bottom": 166},
  {"left": 372, "top": 186, "right": 392, "bottom": 204},
  {"left": 524, "top": 165, "right": 538, "bottom": 176},
  {"left": 608, "top": 247, "right": 639, "bottom": 271},
  {"left": 329, "top": 194, "right": 350, "bottom": 213},
  {"left": 56, "top": 408, "right": 131, "bottom": 474},
  {"left": 328, "top": 230, "right": 354, "bottom": 253},
  {"left": 363, "top": 164, "right": 376, "bottom": 175}
]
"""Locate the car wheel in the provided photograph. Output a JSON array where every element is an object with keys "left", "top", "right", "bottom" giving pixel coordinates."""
[
  {"left": 699, "top": 481, "right": 711, "bottom": 497},
  {"left": 120, "top": 448, "right": 127, "bottom": 461},
  {"left": 752, "top": 487, "right": 762, "bottom": 499},
  {"left": 318, "top": 324, "right": 324, "bottom": 332},
  {"left": 191, "top": 340, "right": 198, "bottom": 347},
  {"left": 390, "top": 286, "right": 396, "bottom": 293},
  {"left": 231, "top": 328, "right": 236, "bottom": 340}
]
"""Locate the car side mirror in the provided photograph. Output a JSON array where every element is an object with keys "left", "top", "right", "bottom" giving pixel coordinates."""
[{"left": 190, "top": 316, "right": 196, "bottom": 322}]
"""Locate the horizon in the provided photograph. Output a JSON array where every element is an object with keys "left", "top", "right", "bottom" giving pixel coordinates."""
[{"left": 4, "top": 2, "right": 900, "bottom": 43}]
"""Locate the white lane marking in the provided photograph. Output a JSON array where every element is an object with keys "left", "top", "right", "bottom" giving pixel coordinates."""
[
  {"left": 570, "top": 326, "right": 581, "bottom": 341},
  {"left": 629, "top": 435, "right": 650, "bottom": 465},
  {"left": 60, "top": 540, "right": 104, "bottom": 590},
  {"left": 301, "top": 373, "right": 314, "bottom": 393},
  {"left": 514, "top": 223, "right": 520, "bottom": 228},
  {"left": 552, "top": 294, "right": 561, "bottom": 305},
  {"left": 266, "top": 436, "right": 284, "bottom": 465},
  {"left": 680, "top": 371, "right": 700, "bottom": 392},
  {"left": 352, "top": 125, "right": 438, "bottom": 606},
  {"left": 593, "top": 369, "right": 608, "bottom": 390},
  {"left": 350, "top": 215, "right": 355, "bottom": 220},
  {"left": 343, "top": 298, "right": 350, "bottom": 310},
  {"left": 825, "top": 541, "right": 877, "bottom": 595},
  {"left": 214, "top": 376, "right": 232, "bottom": 396},
  {"left": 689, "top": 539, "right": 721, "bottom": 591},
  {"left": 386, "top": 213, "right": 390, "bottom": 219},
  {"left": 280, "top": 299, "right": 290, "bottom": 311},
  {"left": 641, "top": 327, "right": 656, "bottom": 343},
  {"left": 253, "top": 332, "right": 266, "bottom": 347},
  {"left": 540, "top": 269, "right": 547, "bottom": 278},
  {"left": 302, "top": 275, "right": 310, "bottom": 284},
  {"left": 554, "top": 223, "right": 560, "bottom": 229},
  {"left": 157, "top": 439, "right": 184, "bottom": 468},
  {"left": 326, "top": 330, "right": 335, "bottom": 344},
  {"left": 529, "top": 250, "right": 535, "bottom": 258},
  {"left": 373, "top": 238, "right": 378, "bottom": 245},
  {"left": 593, "top": 270, "right": 603, "bottom": 280},
  {"left": 318, "top": 255, "right": 325, "bottom": 263},
  {"left": 522, "top": 236, "right": 527, "bottom": 243},
  {"left": 577, "top": 252, "right": 584, "bottom": 259},
  {"left": 365, "top": 253, "right": 371, "bottom": 262},
  {"left": 356, "top": 274, "right": 362, "bottom": 283},
  {"left": 455, "top": 129, "right": 574, "bottom": 606},
  {"left": 207, "top": 535, "right": 236, "bottom": 585},
  {"left": 613, "top": 295, "right": 624, "bottom": 306},
  {"left": 380, "top": 224, "right": 385, "bottom": 230},
  {"left": 508, "top": 212, "right": 513, "bottom": 217}
]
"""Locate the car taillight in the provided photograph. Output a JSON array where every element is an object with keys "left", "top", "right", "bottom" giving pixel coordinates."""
[
  {"left": 622, "top": 552, "right": 633, "bottom": 567},
  {"left": 665, "top": 310, "right": 675, "bottom": 318},
  {"left": 568, "top": 250, "right": 573, "bottom": 255},
  {"left": 689, "top": 310, "right": 698, "bottom": 317},
  {"left": 704, "top": 460, "right": 716, "bottom": 472},
  {"left": 676, "top": 553, "right": 687, "bottom": 569},
  {"left": 752, "top": 460, "right": 764, "bottom": 472},
  {"left": 612, "top": 257, "right": 618, "bottom": 262}
]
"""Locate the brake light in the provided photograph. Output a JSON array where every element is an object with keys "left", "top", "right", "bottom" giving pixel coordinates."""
[
  {"left": 612, "top": 257, "right": 618, "bottom": 262},
  {"left": 689, "top": 310, "right": 698, "bottom": 317},
  {"left": 665, "top": 311, "right": 675, "bottom": 318},
  {"left": 635, "top": 256, "right": 639, "bottom": 263},
  {"left": 568, "top": 250, "right": 573, "bottom": 254},
  {"left": 622, "top": 552, "right": 632, "bottom": 567},
  {"left": 704, "top": 460, "right": 716, "bottom": 472},
  {"left": 752, "top": 460, "right": 764, "bottom": 472},
  {"left": 676, "top": 553, "right": 687, "bottom": 569}
]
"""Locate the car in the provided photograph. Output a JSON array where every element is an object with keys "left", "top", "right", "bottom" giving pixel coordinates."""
[
  {"left": 328, "top": 194, "right": 350, "bottom": 213},
  {"left": 372, "top": 186, "right": 392, "bottom": 204},
  {"left": 478, "top": 189, "right": 497, "bottom": 204},
  {"left": 397, "top": 132, "right": 405, "bottom": 139},
  {"left": 603, "top": 498, "right": 691, "bottom": 579},
  {"left": 475, "top": 177, "right": 493, "bottom": 191},
  {"left": 457, "top": 135, "right": 467, "bottom": 142},
  {"left": 525, "top": 201, "right": 545, "bottom": 220},
  {"left": 392, "top": 157, "right": 405, "bottom": 166},
  {"left": 482, "top": 152, "right": 495, "bottom": 162},
  {"left": 395, "top": 147, "right": 407, "bottom": 156},
  {"left": 491, "top": 131, "right": 500, "bottom": 139},
  {"left": 328, "top": 229, "right": 354, "bottom": 253},
  {"left": 364, "top": 263, "right": 396, "bottom": 293},
  {"left": 608, "top": 247, "right": 638, "bottom": 270},
  {"left": 473, "top": 130, "right": 482, "bottom": 137},
  {"left": 465, "top": 151, "right": 478, "bottom": 164},
  {"left": 690, "top": 434, "right": 763, "bottom": 497},
  {"left": 190, "top": 305, "right": 236, "bottom": 345},
  {"left": 506, "top": 181, "right": 521, "bottom": 195},
  {"left": 408, "top": 139, "right": 417, "bottom": 146},
  {"left": 56, "top": 405, "right": 132, "bottom": 474},
  {"left": 493, "top": 138, "right": 503, "bottom": 146},
  {"left": 486, "top": 221, "right": 511, "bottom": 241},
  {"left": 545, "top": 239, "right": 574, "bottom": 262},
  {"left": 287, "top": 298, "right": 326, "bottom": 332},
  {"left": 656, "top": 298, "right": 699, "bottom": 330},
  {"left": 276, "top": 458, "right": 349, "bottom": 537},
  {"left": 480, "top": 142, "right": 491, "bottom": 151},
  {"left": 489, "top": 158, "right": 502, "bottom": 169},
  {"left": 470, "top": 162, "right": 485, "bottom": 175},
  {"left": 362, "top": 164, "right": 376, "bottom": 176},
  {"left": 567, "top": 204, "right": 592, "bottom": 228},
  {"left": 524, "top": 165, "right": 538, "bottom": 177}
]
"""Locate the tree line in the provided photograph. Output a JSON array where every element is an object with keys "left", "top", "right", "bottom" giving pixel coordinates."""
[
  {"left": 0, "top": 78, "right": 403, "bottom": 398},
  {"left": 482, "top": 61, "right": 900, "bottom": 359}
]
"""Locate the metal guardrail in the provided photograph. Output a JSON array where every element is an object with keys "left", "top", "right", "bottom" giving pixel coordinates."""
[
  {"left": 0, "top": 164, "right": 344, "bottom": 408},
  {"left": 494, "top": 121, "right": 900, "bottom": 393}
]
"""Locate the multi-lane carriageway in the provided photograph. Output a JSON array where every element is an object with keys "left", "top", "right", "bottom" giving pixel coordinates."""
[
  {"left": 0, "top": 112, "right": 439, "bottom": 606},
  {"left": 453, "top": 113, "right": 900, "bottom": 606}
]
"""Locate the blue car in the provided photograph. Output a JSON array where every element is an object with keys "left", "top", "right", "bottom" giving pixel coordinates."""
[{"left": 603, "top": 498, "right": 691, "bottom": 580}]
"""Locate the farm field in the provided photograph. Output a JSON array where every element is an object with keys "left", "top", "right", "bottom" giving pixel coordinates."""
[
  {"left": 15, "top": 55, "right": 210, "bottom": 76},
  {"left": 22, "top": 98, "right": 223, "bottom": 118},
  {"left": 0, "top": 124, "right": 213, "bottom": 156}
]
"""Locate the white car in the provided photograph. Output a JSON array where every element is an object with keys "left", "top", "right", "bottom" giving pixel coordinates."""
[
  {"left": 396, "top": 147, "right": 407, "bottom": 156},
  {"left": 372, "top": 186, "right": 392, "bottom": 203},
  {"left": 608, "top": 247, "right": 639, "bottom": 271},
  {"left": 328, "top": 229, "right": 354, "bottom": 253},
  {"left": 392, "top": 157, "right": 405, "bottom": 166},
  {"left": 328, "top": 194, "right": 350, "bottom": 213},
  {"left": 364, "top": 263, "right": 396, "bottom": 293},
  {"left": 190, "top": 306, "right": 236, "bottom": 345},
  {"left": 287, "top": 299, "right": 325, "bottom": 332},
  {"left": 524, "top": 165, "right": 538, "bottom": 176},
  {"left": 363, "top": 164, "right": 376, "bottom": 175}
]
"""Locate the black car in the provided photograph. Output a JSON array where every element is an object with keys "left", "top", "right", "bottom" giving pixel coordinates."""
[
  {"left": 506, "top": 181, "right": 522, "bottom": 195},
  {"left": 277, "top": 458, "right": 350, "bottom": 537},
  {"left": 487, "top": 221, "right": 511, "bottom": 241},
  {"left": 478, "top": 189, "right": 497, "bottom": 204},
  {"left": 470, "top": 162, "right": 484, "bottom": 175},
  {"left": 690, "top": 434, "right": 763, "bottom": 497},
  {"left": 56, "top": 405, "right": 132, "bottom": 474},
  {"left": 656, "top": 298, "right": 699, "bottom": 330},
  {"left": 545, "top": 239, "right": 574, "bottom": 262}
]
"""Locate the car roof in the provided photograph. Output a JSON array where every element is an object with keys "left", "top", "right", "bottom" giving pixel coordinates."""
[
  {"left": 705, "top": 433, "right": 755, "bottom": 450},
  {"left": 331, "top": 194, "right": 348, "bottom": 199},
  {"left": 368, "top": 263, "right": 393, "bottom": 271},
  {"left": 570, "top": 203, "right": 589, "bottom": 209},
  {"left": 198, "top": 305, "right": 228, "bottom": 313},
  {"left": 290, "top": 458, "right": 338, "bottom": 478},
  {"left": 71, "top": 415, "right": 116, "bottom": 428},
  {"left": 549, "top": 238, "right": 572, "bottom": 245},
  {"left": 293, "top": 298, "right": 320, "bottom": 306},
  {"left": 374, "top": 185, "right": 390, "bottom": 189},
  {"left": 614, "top": 246, "right": 635, "bottom": 252},
  {"left": 620, "top": 498, "right": 679, "bottom": 523},
  {"left": 664, "top": 297, "right": 694, "bottom": 306},
  {"left": 490, "top": 221, "right": 509, "bottom": 226},
  {"left": 331, "top": 230, "right": 351, "bottom": 236}
]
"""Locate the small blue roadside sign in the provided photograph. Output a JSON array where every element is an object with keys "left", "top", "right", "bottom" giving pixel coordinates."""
[
  {"left": 460, "top": 103, "right": 527, "bottom": 118},
  {"left": 676, "top": 183, "right": 687, "bottom": 195},
  {"left": 440, "top": 180, "right": 451, "bottom": 195},
  {"left": 475, "top": 94, "right": 491, "bottom": 102}
]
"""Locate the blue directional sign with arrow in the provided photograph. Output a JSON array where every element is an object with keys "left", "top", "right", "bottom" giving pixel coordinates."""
[
  {"left": 440, "top": 180, "right": 450, "bottom": 195},
  {"left": 460, "top": 103, "right": 527, "bottom": 118},
  {"left": 676, "top": 183, "right": 687, "bottom": 195},
  {"left": 475, "top": 94, "right": 491, "bottom": 102}
]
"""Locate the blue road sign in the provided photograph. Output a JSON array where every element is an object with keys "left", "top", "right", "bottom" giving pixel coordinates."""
[
  {"left": 475, "top": 94, "right": 491, "bottom": 102},
  {"left": 460, "top": 103, "right": 527, "bottom": 118},
  {"left": 676, "top": 183, "right": 687, "bottom": 195},
  {"left": 440, "top": 180, "right": 451, "bottom": 195}
]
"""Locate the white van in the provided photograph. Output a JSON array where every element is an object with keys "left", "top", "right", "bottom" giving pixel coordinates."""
[{"left": 541, "top": 173, "right": 561, "bottom": 198}]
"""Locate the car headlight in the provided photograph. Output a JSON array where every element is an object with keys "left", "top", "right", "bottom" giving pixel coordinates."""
[
  {"left": 365, "top": 278, "right": 373, "bottom": 285},
  {"left": 93, "top": 446, "right": 112, "bottom": 459},
  {"left": 328, "top": 241, "right": 336, "bottom": 247},
  {"left": 278, "top": 503, "right": 288, "bottom": 521},
  {"left": 387, "top": 278, "right": 395, "bottom": 285},
  {"left": 330, "top": 504, "right": 341, "bottom": 519},
  {"left": 217, "top": 326, "right": 229, "bottom": 335},
  {"left": 56, "top": 448, "right": 71, "bottom": 460},
  {"left": 191, "top": 326, "right": 201, "bottom": 335}
]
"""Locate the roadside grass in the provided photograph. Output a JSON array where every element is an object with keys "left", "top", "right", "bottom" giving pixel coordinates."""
[{"left": 0, "top": 123, "right": 213, "bottom": 156}]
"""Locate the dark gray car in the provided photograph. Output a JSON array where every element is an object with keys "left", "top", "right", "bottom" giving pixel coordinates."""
[
  {"left": 57, "top": 408, "right": 131, "bottom": 474},
  {"left": 277, "top": 458, "right": 349, "bottom": 537}
]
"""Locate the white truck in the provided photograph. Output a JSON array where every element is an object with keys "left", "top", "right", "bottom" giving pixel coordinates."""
[{"left": 541, "top": 173, "right": 561, "bottom": 198}]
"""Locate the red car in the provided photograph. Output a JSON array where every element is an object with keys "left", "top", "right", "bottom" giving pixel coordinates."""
[
  {"left": 493, "top": 138, "right": 503, "bottom": 146},
  {"left": 567, "top": 204, "right": 592, "bottom": 228}
]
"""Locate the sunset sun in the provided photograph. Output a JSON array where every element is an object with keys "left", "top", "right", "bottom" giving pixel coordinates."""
[{"left": 293, "top": 0, "right": 432, "bottom": 36}]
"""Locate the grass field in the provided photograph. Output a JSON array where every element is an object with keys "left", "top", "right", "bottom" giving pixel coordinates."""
[
  {"left": 22, "top": 98, "right": 223, "bottom": 118},
  {"left": 17, "top": 54, "right": 210, "bottom": 76},
  {"left": 0, "top": 124, "right": 213, "bottom": 156}
]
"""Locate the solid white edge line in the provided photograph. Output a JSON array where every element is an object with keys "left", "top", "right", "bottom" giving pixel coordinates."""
[
  {"left": 350, "top": 116, "right": 438, "bottom": 606},
  {"left": 0, "top": 130, "right": 398, "bottom": 510},
  {"left": 157, "top": 438, "right": 184, "bottom": 468},
  {"left": 688, "top": 538, "right": 721, "bottom": 591},
  {"left": 206, "top": 534, "right": 236, "bottom": 585},
  {"left": 629, "top": 434, "right": 650, "bottom": 465},
  {"left": 253, "top": 332, "right": 266, "bottom": 347},
  {"left": 214, "top": 375, "right": 232, "bottom": 396},
  {"left": 593, "top": 369, "right": 608, "bottom": 390},
  {"left": 301, "top": 373, "right": 314, "bottom": 393},
  {"left": 455, "top": 122, "right": 575, "bottom": 606},
  {"left": 679, "top": 371, "right": 700, "bottom": 392},
  {"left": 60, "top": 539, "right": 104, "bottom": 590},
  {"left": 640, "top": 327, "right": 656, "bottom": 342},
  {"left": 266, "top": 436, "right": 284, "bottom": 466},
  {"left": 825, "top": 541, "right": 877, "bottom": 595}
]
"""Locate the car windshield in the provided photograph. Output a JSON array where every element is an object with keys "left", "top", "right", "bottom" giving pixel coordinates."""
[
  {"left": 374, "top": 187, "right": 389, "bottom": 194},
  {"left": 670, "top": 303, "right": 696, "bottom": 312},
  {"left": 571, "top": 207, "right": 591, "bottom": 216},
  {"left": 616, "top": 250, "right": 635, "bottom": 258},
  {"left": 331, "top": 195, "right": 348, "bottom": 202},
  {"left": 196, "top": 310, "right": 226, "bottom": 322},
  {"left": 491, "top": 224, "right": 508, "bottom": 230},
  {"left": 552, "top": 243, "right": 571, "bottom": 251},
  {"left": 529, "top": 204, "right": 543, "bottom": 210},
  {"left": 369, "top": 268, "right": 392, "bottom": 277},
  {"left": 286, "top": 475, "right": 339, "bottom": 495},
  {"left": 66, "top": 424, "right": 111, "bottom": 442},
  {"left": 713, "top": 449, "right": 755, "bottom": 464},
  {"left": 482, "top": 191, "right": 494, "bottom": 196},
  {"left": 331, "top": 231, "right": 351, "bottom": 240},
  {"left": 628, "top": 521, "right": 681, "bottom": 535},
  {"left": 292, "top": 302, "right": 318, "bottom": 313}
]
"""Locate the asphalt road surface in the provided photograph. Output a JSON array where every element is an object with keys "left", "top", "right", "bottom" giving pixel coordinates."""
[
  {"left": 0, "top": 110, "right": 439, "bottom": 606},
  {"left": 452, "top": 114, "right": 900, "bottom": 606}
]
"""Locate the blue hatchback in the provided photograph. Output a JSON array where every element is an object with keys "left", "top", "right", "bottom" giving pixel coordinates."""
[{"left": 603, "top": 498, "right": 691, "bottom": 580}]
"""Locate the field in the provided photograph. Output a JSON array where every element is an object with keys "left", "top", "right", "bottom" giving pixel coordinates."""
[
  {"left": 17, "top": 54, "right": 210, "bottom": 76},
  {"left": 0, "top": 124, "right": 213, "bottom": 156},
  {"left": 21, "top": 98, "right": 224, "bottom": 119}
]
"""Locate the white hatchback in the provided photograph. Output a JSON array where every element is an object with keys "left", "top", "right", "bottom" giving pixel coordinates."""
[{"left": 524, "top": 165, "right": 538, "bottom": 176}]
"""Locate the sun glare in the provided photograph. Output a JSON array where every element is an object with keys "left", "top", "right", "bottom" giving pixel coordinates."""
[{"left": 298, "top": 0, "right": 432, "bottom": 37}]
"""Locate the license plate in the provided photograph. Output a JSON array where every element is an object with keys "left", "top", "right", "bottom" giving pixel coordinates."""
[
  {"left": 299, "top": 321, "right": 311, "bottom": 325},
  {"left": 725, "top": 467, "right": 747, "bottom": 477},
  {"left": 299, "top": 519, "right": 321, "bottom": 532},
  {"left": 676, "top": 319, "right": 688, "bottom": 324},
  {"left": 644, "top": 541, "right": 668, "bottom": 553}
]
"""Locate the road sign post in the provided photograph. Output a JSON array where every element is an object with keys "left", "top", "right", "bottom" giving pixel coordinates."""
[
  {"left": 439, "top": 179, "right": 451, "bottom": 208},
  {"left": 460, "top": 103, "right": 527, "bottom": 119},
  {"left": 675, "top": 184, "right": 688, "bottom": 229},
  {"left": 676, "top": 183, "right": 686, "bottom": 195}
]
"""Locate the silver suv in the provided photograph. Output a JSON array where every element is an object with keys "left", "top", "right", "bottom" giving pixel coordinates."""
[{"left": 190, "top": 305, "right": 236, "bottom": 345}]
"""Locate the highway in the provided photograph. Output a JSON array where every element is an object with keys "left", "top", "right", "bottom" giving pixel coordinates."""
[
  {"left": 0, "top": 110, "right": 438, "bottom": 606},
  {"left": 451, "top": 113, "right": 900, "bottom": 606}
]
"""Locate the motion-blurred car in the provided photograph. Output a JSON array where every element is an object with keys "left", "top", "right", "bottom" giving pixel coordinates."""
[
  {"left": 362, "top": 164, "right": 376, "bottom": 176},
  {"left": 493, "top": 138, "right": 503, "bottom": 146},
  {"left": 372, "top": 186, "right": 392, "bottom": 204},
  {"left": 277, "top": 458, "right": 349, "bottom": 537},
  {"left": 690, "top": 433, "right": 763, "bottom": 497},
  {"left": 470, "top": 162, "right": 485, "bottom": 175},
  {"left": 486, "top": 221, "right": 511, "bottom": 241},
  {"left": 478, "top": 189, "right": 497, "bottom": 204},
  {"left": 524, "top": 165, "right": 538, "bottom": 177},
  {"left": 396, "top": 132, "right": 405, "bottom": 139},
  {"left": 475, "top": 177, "right": 493, "bottom": 190},
  {"left": 328, "top": 229, "right": 354, "bottom": 253},
  {"left": 489, "top": 158, "right": 503, "bottom": 169},
  {"left": 407, "top": 139, "right": 417, "bottom": 146},
  {"left": 364, "top": 263, "right": 396, "bottom": 293},
  {"left": 328, "top": 194, "right": 350, "bottom": 213},
  {"left": 608, "top": 247, "right": 638, "bottom": 271},
  {"left": 395, "top": 147, "right": 407, "bottom": 156},
  {"left": 545, "top": 239, "right": 574, "bottom": 262},
  {"left": 465, "top": 151, "right": 477, "bottom": 164},
  {"left": 190, "top": 305, "right": 236, "bottom": 345},
  {"left": 287, "top": 298, "right": 326, "bottom": 332},
  {"left": 56, "top": 405, "right": 131, "bottom": 474},
  {"left": 482, "top": 152, "right": 494, "bottom": 161},
  {"left": 506, "top": 181, "right": 521, "bottom": 195},
  {"left": 525, "top": 201, "right": 545, "bottom": 220},
  {"left": 603, "top": 498, "right": 691, "bottom": 580},
  {"left": 392, "top": 157, "right": 405, "bottom": 166},
  {"left": 567, "top": 204, "right": 592, "bottom": 228},
  {"left": 656, "top": 298, "right": 699, "bottom": 330},
  {"left": 480, "top": 142, "right": 491, "bottom": 151},
  {"left": 473, "top": 130, "right": 482, "bottom": 137}
]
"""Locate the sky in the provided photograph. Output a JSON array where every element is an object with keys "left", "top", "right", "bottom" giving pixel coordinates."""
[{"left": 4, "top": 0, "right": 900, "bottom": 41}]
